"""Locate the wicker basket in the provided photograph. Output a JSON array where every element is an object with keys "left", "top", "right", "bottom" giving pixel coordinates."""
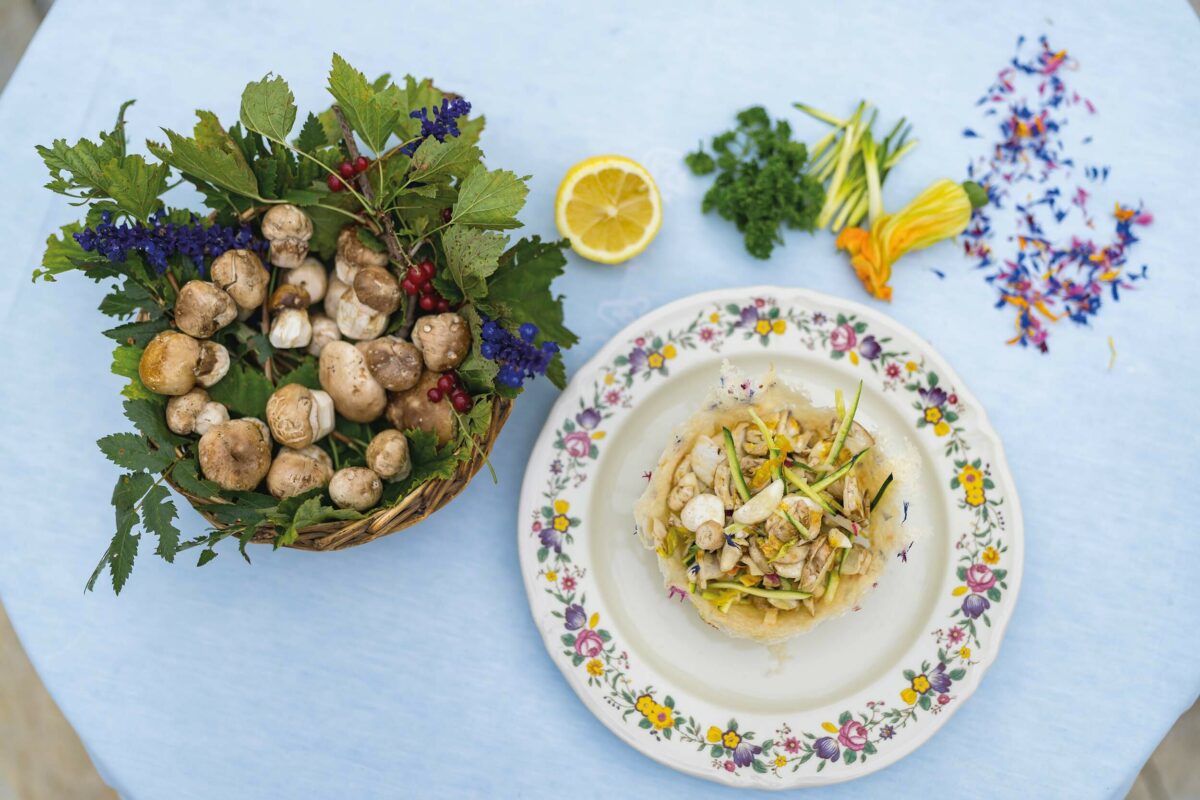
[{"left": 166, "top": 396, "right": 513, "bottom": 551}]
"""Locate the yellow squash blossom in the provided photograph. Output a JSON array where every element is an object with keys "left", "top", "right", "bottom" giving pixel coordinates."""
[{"left": 836, "top": 179, "right": 975, "bottom": 301}]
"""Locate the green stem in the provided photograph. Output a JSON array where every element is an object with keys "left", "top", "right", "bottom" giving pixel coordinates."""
[{"left": 783, "top": 466, "right": 838, "bottom": 516}]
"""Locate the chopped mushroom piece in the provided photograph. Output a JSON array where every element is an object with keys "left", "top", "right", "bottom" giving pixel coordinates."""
[
  {"left": 198, "top": 418, "right": 272, "bottom": 491},
  {"left": 194, "top": 341, "right": 230, "bottom": 388},
  {"left": 695, "top": 520, "right": 725, "bottom": 551},
  {"left": 174, "top": 280, "right": 237, "bottom": 338},
  {"left": 165, "top": 388, "right": 210, "bottom": 435},
  {"left": 261, "top": 204, "right": 314, "bottom": 268},
  {"left": 328, "top": 467, "right": 383, "bottom": 511}
]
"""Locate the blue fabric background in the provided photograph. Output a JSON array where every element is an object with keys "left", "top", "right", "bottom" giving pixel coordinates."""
[{"left": 0, "top": 1, "right": 1196, "bottom": 797}]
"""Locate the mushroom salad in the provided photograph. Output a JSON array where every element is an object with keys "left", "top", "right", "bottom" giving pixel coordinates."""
[{"left": 635, "top": 369, "right": 906, "bottom": 643}]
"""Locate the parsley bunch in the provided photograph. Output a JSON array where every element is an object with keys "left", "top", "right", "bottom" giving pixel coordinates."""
[{"left": 685, "top": 107, "right": 824, "bottom": 259}]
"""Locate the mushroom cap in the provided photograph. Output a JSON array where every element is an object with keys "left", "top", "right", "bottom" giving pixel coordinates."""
[
  {"left": 266, "top": 445, "right": 334, "bottom": 500},
  {"left": 324, "top": 275, "right": 349, "bottom": 318},
  {"left": 194, "top": 341, "right": 230, "bottom": 388},
  {"left": 193, "top": 401, "right": 230, "bottom": 436},
  {"left": 139, "top": 330, "right": 201, "bottom": 395},
  {"left": 261, "top": 204, "right": 314, "bottom": 269},
  {"left": 319, "top": 340, "right": 387, "bottom": 423},
  {"left": 244, "top": 417, "right": 273, "bottom": 447},
  {"left": 362, "top": 336, "right": 423, "bottom": 392},
  {"left": 165, "top": 387, "right": 210, "bottom": 435},
  {"left": 269, "top": 283, "right": 311, "bottom": 311},
  {"left": 175, "top": 280, "right": 237, "bottom": 339},
  {"left": 266, "top": 383, "right": 319, "bottom": 448},
  {"left": 411, "top": 312, "right": 471, "bottom": 372},
  {"left": 198, "top": 419, "right": 272, "bottom": 492},
  {"left": 307, "top": 313, "right": 342, "bottom": 357},
  {"left": 334, "top": 286, "right": 388, "bottom": 341},
  {"left": 336, "top": 225, "right": 389, "bottom": 270},
  {"left": 366, "top": 429, "right": 412, "bottom": 482},
  {"left": 269, "top": 308, "right": 313, "bottom": 349},
  {"left": 386, "top": 371, "right": 456, "bottom": 445},
  {"left": 328, "top": 467, "right": 383, "bottom": 511},
  {"left": 352, "top": 266, "right": 401, "bottom": 314},
  {"left": 283, "top": 257, "right": 328, "bottom": 303},
  {"left": 210, "top": 249, "right": 270, "bottom": 310}
]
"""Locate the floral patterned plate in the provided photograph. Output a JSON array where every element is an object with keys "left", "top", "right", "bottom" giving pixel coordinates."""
[{"left": 518, "top": 287, "right": 1023, "bottom": 788}]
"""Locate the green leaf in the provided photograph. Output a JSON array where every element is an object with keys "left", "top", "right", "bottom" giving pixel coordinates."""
[
  {"left": 110, "top": 343, "right": 143, "bottom": 380},
  {"left": 441, "top": 226, "right": 507, "bottom": 303},
  {"left": 99, "top": 279, "right": 160, "bottom": 318},
  {"left": 34, "top": 222, "right": 106, "bottom": 283},
  {"left": 327, "top": 54, "right": 404, "bottom": 154},
  {"left": 172, "top": 458, "right": 219, "bottom": 498},
  {"left": 207, "top": 362, "right": 275, "bottom": 418},
  {"left": 96, "top": 432, "right": 174, "bottom": 473},
  {"left": 123, "top": 398, "right": 184, "bottom": 447},
  {"left": 102, "top": 317, "right": 169, "bottom": 347},
  {"left": 197, "top": 548, "right": 219, "bottom": 567},
  {"left": 239, "top": 74, "right": 297, "bottom": 144},
  {"left": 276, "top": 357, "right": 321, "bottom": 390},
  {"left": 456, "top": 305, "right": 499, "bottom": 392},
  {"left": 295, "top": 112, "right": 329, "bottom": 152},
  {"left": 451, "top": 166, "right": 529, "bottom": 228},
  {"left": 141, "top": 483, "right": 181, "bottom": 562},
  {"left": 275, "top": 493, "right": 361, "bottom": 547},
  {"left": 112, "top": 471, "right": 154, "bottom": 510},
  {"left": 107, "top": 505, "right": 140, "bottom": 594},
  {"left": 410, "top": 137, "right": 482, "bottom": 183},
  {"left": 100, "top": 156, "right": 170, "bottom": 221},
  {"left": 148, "top": 126, "right": 260, "bottom": 199}
]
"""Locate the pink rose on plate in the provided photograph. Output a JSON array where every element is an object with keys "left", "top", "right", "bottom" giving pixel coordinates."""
[
  {"left": 837, "top": 719, "right": 869, "bottom": 751},
  {"left": 564, "top": 430, "right": 592, "bottom": 459},
  {"left": 574, "top": 628, "right": 603, "bottom": 658},
  {"left": 966, "top": 563, "right": 996, "bottom": 593},
  {"left": 830, "top": 323, "right": 857, "bottom": 352}
]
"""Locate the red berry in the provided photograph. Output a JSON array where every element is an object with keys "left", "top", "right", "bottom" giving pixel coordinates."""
[
  {"left": 419, "top": 260, "right": 436, "bottom": 279},
  {"left": 338, "top": 162, "right": 355, "bottom": 179},
  {"left": 407, "top": 266, "right": 425, "bottom": 285},
  {"left": 401, "top": 278, "right": 419, "bottom": 296},
  {"left": 451, "top": 392, "right": 472, "bottom": 413},
  {"left": 354, "top": 156, "right": 370, "bottom": 173},
  {"left": 436, "top": 299, "right": 450, "bottom": 313},
  {"left": 427, "top": 388, "right": 443, "bottom": 403},
  {"left": 441, "top": 207, "right": 453, "bottom": 223},
  {"left": 419, "top": 295, "right": 436, "bottom": 311},
  {"left": 437, "top": 374, "right": 455, "bottom": 392},
  {"left": 327, "top": 174, "right": 344, "bottom": 192}
]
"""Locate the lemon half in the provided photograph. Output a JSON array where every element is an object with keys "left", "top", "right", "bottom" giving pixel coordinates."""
[{"left": 555, "top": 155, "right": 662, "bottom": 264}]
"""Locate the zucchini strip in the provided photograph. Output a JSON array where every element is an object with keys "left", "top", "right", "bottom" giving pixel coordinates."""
[
  {"left": 707, "top": 581, "right": 813, "bottom": 600},
  {"left": 783, "top": 466, "right": 839, "bottom": 516},
  {"left": 722, "top": 426, "right": 750, "bottom": 502},
  {"left": 869, "top": 473, "right": 895, "bottom": 512},
  {"left": 747, "top": 408, "right": 782, "bottom": 480},
  {"left": 811, "top": 447, "right": 871, "bottom": 492},
  {"left": 826, "top": 380, "right": 863, "bottom": 467}
]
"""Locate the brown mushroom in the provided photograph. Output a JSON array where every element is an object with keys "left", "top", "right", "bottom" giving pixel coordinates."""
[
  {"left": 210, "top": 249, "right": 270, "bottom": 311},
  {"left": 334, "top": 285, "right": 388, "bottom": 340},
  {"left": 386, "top": 371, "right": 455, "bottom": 445},
  {"left": 266, "top": 445, "right": 333, "bottom": 500},
  {"left": 174, "top": 280, "right": 237, "bottom": 339},
  {"left": 269, "top": 284, "right": 311, "bottom": 311},
  {"left": 352, "top": 266, "right": 401, "bottom": 314},
  {"left": 361, "top": 337, "right": 422, "bottom": 391},
  {"left": 328, "top": 467, "right": 383, "bottom": 511},
  {"left": 194, "top": 341, "right": 230, "bottom": 388},
  {"left": 318, "top": 340, "right": 387, "bottom": 422},
  {"left": 165, "top": 387, "right": 211, "bottom": 435},
  {"left": 139, "top": 330, "right": 202, "bottom": 395},
  {"left": 198, "top": 418, "right": 272, "bottom": 491},
  {"left": 335, "top": 224, "right": 389, "bottom": 283},
  {"left": 411, "top": 312, "right": 470, "bottom": 372},
  {"left": 261, "top": 204, "right": 314, "bottom": 268},
  {"left": 366, "top": 429, "right": 412, "bottom": 482},
  {"left": 265, "top": 383, "right": 335, "bottom": 448}
]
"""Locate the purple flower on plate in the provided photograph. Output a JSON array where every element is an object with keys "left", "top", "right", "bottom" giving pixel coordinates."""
[
  {"left": 962, "top": 593, "right": 991, "bottom": 619},
  {"left": 732, "top": 740, "right": 762, "bottom": 767},
  {"left": 576, "top": 408, "right": 601, "bottom": 430},
  {"left": 858, "top": 335, "right": 882, "bottom": 360},
  {"left": 812, "top": 311, "right": 828, "bottom": 325},
  {"left": 918, "top": 386, "right": 948, "bottom": 408},
  {"left": 813, "top": 737, "right": 840, "bottom": 761},
  {"left": 927, "top": 662, "right": 953, "bottom": 694},
  {"left": 628, "top": 347, "right": 648, "bottom": 373},
  {"left": 539, "top": 527, "right": 564, "bottom": 553},
  {"left": 738, "top": 306, "right": 759, "bottom": 327},
  {"left": 564, "top": 604, "right": 586, "bottom": 631},
  {"left": 878, "top": 725, "right": 895, "bottom": 740},
  {"left": 966, "top": 563, "right": 996, "bottom": 593}
]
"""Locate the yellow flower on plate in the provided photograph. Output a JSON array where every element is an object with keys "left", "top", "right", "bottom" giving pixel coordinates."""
[
  {"left": 604, "top": 372, "right": 615, "bottom": 386},
  {"left": 905, "top": 360, "right": 918, "bottom": 372},
  {"left": 952, "top": 585, "right": 968, "bottom": 597},
  {"left": 772, "top": 319, "right": 786, "bottom": 335},
  {"left": 662, "top": 343, "right": 677, "bottom": 359},
  {"left": 754, "top": 319, "right": 771, "bottom": 336},
  {"left": 592, "top": 431, "right": 606, "bottom": 440},
  {"left": 900, "top": 688, "right": 918, "bottom": 705},
  {"left": 912, "top": 675, "right": 931, "bottom": 694},
  {"left": 821, "top": 721, "right": 838, "bottom": 733},
  {"left": 959, "top": 646, "right": 972, "bottom": 660},
  {"left": 958, "top": 465, "right": 982, "bottom": 488},
  {"left": 849, "top": 350, "right": 860, "bottom": 365},
  {"left": 648, "top": 704, "right": 674, "bottom": 730},
  {"left": 553, "top": 515, "right": 571, "bottom": 532},
  {"left": 647, "top": 352, "right": 665, "bottom": 369},
  {"left": 924, "top": 407, "right": 943, "bottom": 424},
  {"left": 588, "top": 612, "right": 599, "bottom": 629},
  {"left": 982, "top": 546, "right": 1000, "bottom": 565},
  {"left": 586, "top": 658, "right": 605, "bottom": 677},
  {"left": 554, "top": 499, "right": 570, "bottom": 514},
  {"left": 775, "top": 755, "right": 788, "bottom": 768},
  {"left": 709, "top": 312, "right": 721, "bottom": 323},
  {"left": 545, "top": 571, "right": 557, "bottom": 582},
  {"left": 706, "top": 726, "right": 723, "bottom": 743},
  {"left": 635, "top": 694, "right": 655, "bottom": 714},
  {"left": 722, "top": 730, "right": 741, "bottom": 749},
  {"left": 934, "top": 421, "right": 951, "bottom": 437}
]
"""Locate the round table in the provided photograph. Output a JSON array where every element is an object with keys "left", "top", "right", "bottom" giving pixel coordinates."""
[{"left": 1, "top": 1, "right": 1196, "bottom": 797}]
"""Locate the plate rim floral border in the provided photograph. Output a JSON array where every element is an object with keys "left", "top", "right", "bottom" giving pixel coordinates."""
[{"left": 518, "top": 286, "right": 1024, "bottom": 789}]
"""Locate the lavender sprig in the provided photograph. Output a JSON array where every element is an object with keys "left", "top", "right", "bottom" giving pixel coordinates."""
[
  {"left": 73, "top": 210, "right": 264, "bottom": 274},
  {"left": 480, "top": 317, "right": 558, "bottom": 389},
  {"left": 399, "top": 97, "right": 472, "bottom": 156}
]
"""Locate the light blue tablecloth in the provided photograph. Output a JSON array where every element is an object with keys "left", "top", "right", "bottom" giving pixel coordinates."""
[{"left": 1, "top": 1, "right": 1197, "bottom": 797}]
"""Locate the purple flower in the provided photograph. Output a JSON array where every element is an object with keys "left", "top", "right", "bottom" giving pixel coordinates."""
[
  {"left": 738, "top": 306, "right": 759, "bottom": 327},
  {"left": 576, "top": 408, "right": 601, "bottom": 430},
  {"left": 918, "top": 386, "right": 948, "bottom": 408},
  {"left": 878, "top": 725, "right": 895, "bottom": 740},
  {"left": 627, "top": 347, "right": 648, "bottom": 373},
  {"left": 564, "top": 604, "right": 586, "bottom": 630},
  {"left": 813, "top": 737, "right": 840, "bottom": 761},
  {"left": 732, "top": 740, "right": 762, "bottom": 767},
  {"left": 812, "top": 312, "right": 828, "bottom": 325},
  {"left": 74, "top": 209, "right": 263, "bottom": 274},
  {"left": 962, "top": 593, "right": 991, "bottom": 619},
  {"left": 480, "top": 315, "right": 557, "bottom": 389},
  {"left": 966, "top": 564, "right": 996, "bottom": 593},
  {"left": 927, "top": 662, "right": 953, "bottom": 694},
  {"left": 858, "top": 335, "right": 882, "bottom": 360},
  {"left": 539, "top": 527, "right": 564, "bottom": 553}
]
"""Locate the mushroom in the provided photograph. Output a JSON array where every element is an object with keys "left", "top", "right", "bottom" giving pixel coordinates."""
[
  {"left": 385, "top": 371, "right": 455, "bottom": 445},
  {"left": 335, "top": 286, "right": 388, "bottom": 340},
  {"left": 318, "top": 341, "right": 387, "bottom": 422},
  {"left": 733, "top": 479, "right": 785, "bottom": 525},
  {"left": 352, "top": 266, "right": 401, "bottom": 315},
  {"left": 323, "top": 275, "right": 349, "bottom": 319},
  {"left": 360, "top": 337, "right": 422, "bottom": 391},
  {"left": 267, "top": 285, "right": 314, "bottom": 350},
  {"left": 210, "top": 249, "right": 270, "bottom": 311},
  {"left": 260, "top": 204, "right": 313, "bottom": 269},
  {"left": 282, "top": 256, "right": 328, "bottom": 303},
  {"left": 244, "top": 417, "right": 272, "bottom": 447},
  {"left": 365, "top": 429, "right": 412, "bottom": 482},
  {"left": 335, "top": 225, "right": 388, "bottom": 283},
  {"left": 265, "top": 383, "right": 335, "bottom": 448},
  {"left": 194, "top": 341, "right": 230, "bottom": 388},
  {"left": 680, "top": 493, "right": 725, "bottom": 532},
  {"left": 197, "top": 418, "right": 272, "bottom": 491},
  {"left": 411, "top": 312, "right": 470, "bottom": 372},
  {"left": 269, "top": 284, "right": 311, "bottom": 311},
  {"left": 266, "top": 445, "right": 333, "bottom": 500},
  {"left": 165, "top": 388, "right": 211, "bottom": 435},
  {"left": 695, "top": 520, "right": 725, "bottom": 551},
  {"left": 193, "top": 401, "right": 230, "bottom": 436},
  {"left": 174, "top": 280, "right": 237, "bottom": 339},
  {"left": 307, "top": 313, "right": 342, "bottom": 357},
  {"left": 139, "top": 330, "right": 202, "bottom": 395},
  {"left": 328, "top": 467, "right": 383, "bottom": 511}
]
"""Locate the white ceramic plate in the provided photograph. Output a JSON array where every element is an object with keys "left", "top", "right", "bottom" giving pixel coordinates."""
[{"left": 518, "top": 287, "right": 1023, "bottom": 789}]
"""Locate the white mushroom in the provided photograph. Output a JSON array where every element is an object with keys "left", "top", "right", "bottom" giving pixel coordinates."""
[
  {"left": 197, "top": 418, "right": 272, "bottom": 491},
  {"left": 282, "top": 256, "right": 328, "bottom": 303},
  {"left": 335, "top": 286, "right": 388, "bottom": 340},
  {"left": 265, "top": 445, "right": 333, "bottom": 499},
  {"left": 732, "top": 478, "right": 785, "bottom": 525},
  {"left": 307, "top": 313, "right": 342, "bottom": 357},
  {"left": 328, "top": 467, "right": 383, "bottom": 511},
  {"left": 719, "top": 543, "right": 742, "bottom": 572},
  {"left": 689, "top": 435, "right": 724, "bottom": 486},
  {"left": 265, "top": 383, "right": 335, "bottom": 448},
  {"left": 193, "top": 401, "right": 230, "bottom": 436},
  {"left": 360, "top": 337, "right": 422, "bottom": 392},
  {"left": 335, "top": 224, "right": 388, "bottom": 283},
  {"left": 194, "top": 341, "right": 230, "bottom": 388},
  {"left": 384, "top": 371, "right": 455, "bottom": 445},
  {"left": 139, "top": 330, "right": 202, "bottom": 395},
  {"left": 694, "top": 520, "right": 725, "bottom": 551},
  {"left": 210, "top": 249, "right": 270, "bottom": 311},
  {"left": 244, "top": 417, "right": 272, "bottom": 447},
  {"left": 365, "top": 429, "right": 412, "bottom": 482},
  {"left": 165, "top": 388, "right": 210, "bottom": 435},
  {"left": 323, "top": 275, "right": 349, "bottom": 318},
  {"left": 318, "top": 340, "right": 387, "bottom": 423},
  {"left": 261, "top": 204, "right": 313, "bottom": 268},
  {"left": 680, "top": 493, "right": 725, "bottom": 532},
  {"left": 269, "top": 308, "right": 313, "bottom": 349},
  {"left": 411, "top": 313, "right": 470, "bottom": 372},
  {"left": 352, "top": 265, "right": 401, "bottom": 315},
  {"left": 174, "top": 280, "right": 237, "bottom": 339}
]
